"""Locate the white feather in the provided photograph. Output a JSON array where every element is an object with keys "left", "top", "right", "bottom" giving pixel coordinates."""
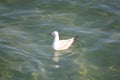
[{"left": 51, "top": 31, "right": 76, "bottom": 50}]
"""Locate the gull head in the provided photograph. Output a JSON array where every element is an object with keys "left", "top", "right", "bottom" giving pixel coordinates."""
[{"left": 50, "top": 31, "right": 59, "bottom": 36}]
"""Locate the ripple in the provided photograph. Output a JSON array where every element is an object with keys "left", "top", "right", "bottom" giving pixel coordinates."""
[
  {"left": 0, "top": 0, "right": 120, "bottom": 80},
  {"left": 91, "top": 3, "right": 120, "bottom": 16}
]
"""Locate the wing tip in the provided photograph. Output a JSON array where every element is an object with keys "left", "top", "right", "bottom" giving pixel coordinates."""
[{"left": 74, "top": 36, "right": 79, "bottom": 42}]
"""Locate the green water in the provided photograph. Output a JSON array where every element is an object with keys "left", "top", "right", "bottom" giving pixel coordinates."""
[{"left": 0, "top": 0, "right": 120, "bottom": 80}]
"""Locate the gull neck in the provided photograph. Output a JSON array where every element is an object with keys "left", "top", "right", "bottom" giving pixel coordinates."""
[{"left": 54, "top": 33, "right": 59, "bottom": 42}]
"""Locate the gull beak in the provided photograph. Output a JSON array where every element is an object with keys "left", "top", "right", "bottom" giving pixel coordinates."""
[{"left": 49, "top": 33, "right": 52, "bottom": 35}]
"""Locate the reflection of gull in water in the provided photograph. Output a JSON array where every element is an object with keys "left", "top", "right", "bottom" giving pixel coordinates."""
[
  {"left": 50, "top": 31, "right": 79, "bottom": 50},
  {"left": 52, "top": 49, "right": 76, "bottom": 68},
  {"left": 52, "top": 50, "right": 73, "bottom": 62},
  {"left": 52, "top": 51, "right": 62, "bottom": 62}
]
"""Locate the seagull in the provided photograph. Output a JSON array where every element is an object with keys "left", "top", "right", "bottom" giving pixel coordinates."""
[{"left": 50, "top": 31, "right": 79, "bottom": 50}]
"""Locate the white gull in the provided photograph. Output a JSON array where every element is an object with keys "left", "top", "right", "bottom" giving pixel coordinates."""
[{"left": 50, "top": 31, "right": 78, "bottom": 50}]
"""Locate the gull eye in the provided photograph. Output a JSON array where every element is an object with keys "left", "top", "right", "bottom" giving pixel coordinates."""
[{"left": 52, "top": 32, "right": 55, "bottom": 35}]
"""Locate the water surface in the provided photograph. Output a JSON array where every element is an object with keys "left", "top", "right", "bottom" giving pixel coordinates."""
[{"left": 0, "top": 0, "right": 120, "bottom": 80}]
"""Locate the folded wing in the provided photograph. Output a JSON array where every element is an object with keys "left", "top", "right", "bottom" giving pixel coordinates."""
[{"left": 57, "top": 38, "right": 74, "bottom": 50}]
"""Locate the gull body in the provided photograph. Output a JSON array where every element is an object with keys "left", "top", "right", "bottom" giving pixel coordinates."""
[{"left": 50, "top": 31, "right": 78, "bottom": 50}]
